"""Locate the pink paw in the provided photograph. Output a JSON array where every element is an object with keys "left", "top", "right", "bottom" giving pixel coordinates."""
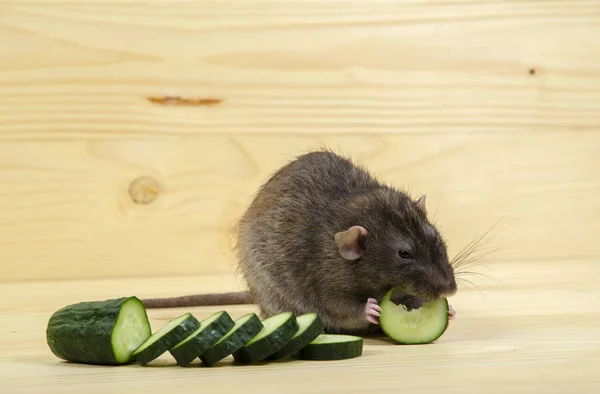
[
  {"left": 365, "top": 298, "right": 382, "bottom": 325},
  {"left": 448, "top": 304, "right": 456, "bottom": 321}
]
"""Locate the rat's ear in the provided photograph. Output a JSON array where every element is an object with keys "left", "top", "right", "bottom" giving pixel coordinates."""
[
  {"left": 415, "top": 195, "right": 427, "bottom": 215},
  {"left": 334, "top": 225, "right": 368, "bottom": 260}
]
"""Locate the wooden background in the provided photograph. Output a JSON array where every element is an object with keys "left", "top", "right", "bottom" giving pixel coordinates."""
[
  {"left": 2, "top": 0, "right": 599, "bottom": 283},
  {"left": 2, "top": 1, "right": 600, "bottom": 393}
]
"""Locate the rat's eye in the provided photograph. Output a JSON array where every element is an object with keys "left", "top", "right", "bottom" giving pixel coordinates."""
[{"left": 398, "top": 250, "right": 413, "bottom": 259}]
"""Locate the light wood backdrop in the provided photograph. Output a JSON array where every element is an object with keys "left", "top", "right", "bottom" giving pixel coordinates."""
[{"left": 1, "top": 0, "right": 599, "bottom": 283}]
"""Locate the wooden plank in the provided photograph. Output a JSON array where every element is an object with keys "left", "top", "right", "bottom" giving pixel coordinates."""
[
  {"left": 0, "top": 132, "right": 598, "bottom": 282},
  {"left": 1, "top": 260, "right": 599, "bottom": 393},
  {"left": 1, "top": 1, "right": 600, "bottom": 136}
]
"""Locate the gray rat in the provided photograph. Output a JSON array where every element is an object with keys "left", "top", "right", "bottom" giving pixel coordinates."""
[{"left": 143, "top": 150, "right": 457, "bottom": 334}]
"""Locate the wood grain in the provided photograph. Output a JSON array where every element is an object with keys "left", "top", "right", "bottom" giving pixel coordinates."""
[
  {"left": 1, "top": 2, "right": 599, "bottom": 390},
  {"left": 1, "top": 1, "right": 600, "bottom": 136},
  {"left": 1, "top": 0, "right": 599, "bottom": 281},
  {"left": 0, "top": 132, "right": 598, "bottom": 281},
  {"left": 1, "top": 261, "right": 599, "bottom": 393}
]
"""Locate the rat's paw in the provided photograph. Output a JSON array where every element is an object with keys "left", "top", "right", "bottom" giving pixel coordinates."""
[
  {"left": 365, "top": 297, "right": 382, "bottom": 325},
  {"left": 448, "top": 304, "right": 456, "bottom": 321}
]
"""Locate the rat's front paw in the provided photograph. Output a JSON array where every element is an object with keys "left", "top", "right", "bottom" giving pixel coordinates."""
[
  {"left": 448, "top": 304, "right": 456, "bottom": 320},
  {"left": 365, "top": 297, "right": 382, "bottom": 325}
]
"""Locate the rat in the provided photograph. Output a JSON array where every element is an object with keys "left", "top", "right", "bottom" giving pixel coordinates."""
[{"left": 142, "top": 150, "right": 457, "bottom": 334}]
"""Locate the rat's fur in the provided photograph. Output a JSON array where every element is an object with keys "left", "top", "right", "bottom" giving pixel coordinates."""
[{"left": 234, "top": 150, "right": 457, "bottom": 334}]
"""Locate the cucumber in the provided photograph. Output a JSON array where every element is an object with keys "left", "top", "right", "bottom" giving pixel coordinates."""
[
  {"left": 132, "top": 313, "right": 201, "bottom": 365},
  {"left": 379, "top": 287, "right": 449, "bottom": 344},
  {"left": 46, "top": 296, "right": 151, "bottom": 365},
  {"left": 199, "top": 313, "right": 263, "bottom": 367},
  {"left": 232, "top": 312, "right": 299, "bottom": 364},
  {"left": 297, "top": 334, "right": 363, "bottom": 361},
  {"left": 266, "top": 313, "right": 324, "bottom": 360},
  {"left": 168, "top": 311, "right": 235, "bottom": 366}
]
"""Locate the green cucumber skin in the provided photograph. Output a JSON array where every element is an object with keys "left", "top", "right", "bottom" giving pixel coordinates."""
[
  {"left": 266, "top": 314, "right": 324, "bottom": 361},
  {"left": 134, "top": 314, "right": 201, "bottom": 365},
  {"left": 168, "top": 312, "right": 236, "bottom": 366},
  {"left": 169, "top": 343, "right": 198, "bottom": 367},
  {"left": 233, "top": 313, "right": 299, "bottom": 364},
  {"left": 297, "top": 338, "right": 363, "bottom": 361},
  {"left": 46, "top": 297, "right": 150, "bottom": 365},
  {"left": 199, "top": 314, "right": 263, "bottom": 367}
]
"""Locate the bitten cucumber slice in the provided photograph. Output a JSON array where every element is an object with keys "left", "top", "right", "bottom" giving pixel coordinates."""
[
  {"left": 266, "top": 313, "right": 324, "bottom": 360},
  {"left": 297, "top": 334, "right": 363, "bottom": 361},
  {"left": 199, "top": 313, "right": 263, "bottom": 367},
  {"left": 169, "top": 311, "right": 235, "bottom": 366},
  {"left": 132, "top": 313, "right": 201, "bottom": 365},
  {"left": 232, "top": 312, "right": 299, "bottom": 364},
  {"left": 46, "top": 296, "right": 152, "bottom": 365},
  {"left": 379, "top": 287, "right": 449, "bottom": 344}
]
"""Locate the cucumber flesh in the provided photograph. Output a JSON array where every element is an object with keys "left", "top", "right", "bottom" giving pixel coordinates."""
[
  {"left": 266, "top": 313, "right": 324, "bottom": 360},
  {"left": 199, "top": 313, "right": 263, "bottom": 367},
  {"left": 297, "top": 334, "right": 363, "bottom": 361},
  {"left": 132, "top": 313, "right": 201, "bottom": 365},
  {"left": 379, "top": 287, "right": 449, "bottom": 344},
  {"left": 46, "top": 297, "right": 152, "bottom": 365},
  {"left": 169, "top": 311, "right": 235, "bottom": 366},
  {"left": 232, "top": 312, "right": 299, "bottom": 364},
  {"left": 112, "top": 299, "right": 154, "bottom": 363}
]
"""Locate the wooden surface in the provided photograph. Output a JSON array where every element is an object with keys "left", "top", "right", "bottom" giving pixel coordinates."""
[
  {"left": 1, "top": 262, "right": 600, "bottom": 394},
  {"left": 1, "top": 0, "right": 600, "bottom": 392},
  {"left": 0, "top": 132, "right": 598, "bottom": 281},
  {"left": 1, "top": 0, "right": 600, "bottom": 281}
]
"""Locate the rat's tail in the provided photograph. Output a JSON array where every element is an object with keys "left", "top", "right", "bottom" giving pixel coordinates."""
[{"left": 142, "top": 291, "right": 252, "bottom": 308}]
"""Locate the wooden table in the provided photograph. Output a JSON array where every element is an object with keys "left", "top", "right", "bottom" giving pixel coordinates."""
[{"left": 2, "top": 260, "right": 599, "bottom": 394}]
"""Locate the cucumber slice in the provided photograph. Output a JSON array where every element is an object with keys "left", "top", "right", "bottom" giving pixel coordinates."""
[
  {"left": 46, "top": 296, "right": 151, "bottom": 365},
  {"left": 132, "top": 313, "right": 201, "bottom": 365},
  {"left": 168, "top": 311, "right": 235, "bottom": 366},
  {"left": 232, "top": 312, "right": 299, "bottom": 364},
  {"left": 266, "top": 313, "right": 324, "bottom": 360},
  {"left": 379, "top": 287, "right": 449, "bottom": 344},
  {"left": 199, "top": 313, "right": 263, "bottom": 367},
  {"left": 297, "top": 334, "right": 363, "bottom": 361}
]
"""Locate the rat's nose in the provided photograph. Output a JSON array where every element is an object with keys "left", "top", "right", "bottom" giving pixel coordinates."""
[
  {"left": 443, "top": 277, "right": 458, "bottom": 297},
  {"left": 432, "top": 273, "right": 457, "bottom": 297},
  {"left": 442, "top": 265, "right": 458, "bottom": 296}
]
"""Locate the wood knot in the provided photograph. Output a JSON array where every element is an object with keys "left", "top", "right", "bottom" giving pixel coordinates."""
[
  {"left": 128, "top": 176, "right": 160, "bottom": 205},
  {"left": 147, "top": 96, "right": 223, "bottom": 107}
]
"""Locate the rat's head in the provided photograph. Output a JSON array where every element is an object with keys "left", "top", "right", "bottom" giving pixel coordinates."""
[{"left": 334, "top": 191, "right": 457, "bottom": 302}]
